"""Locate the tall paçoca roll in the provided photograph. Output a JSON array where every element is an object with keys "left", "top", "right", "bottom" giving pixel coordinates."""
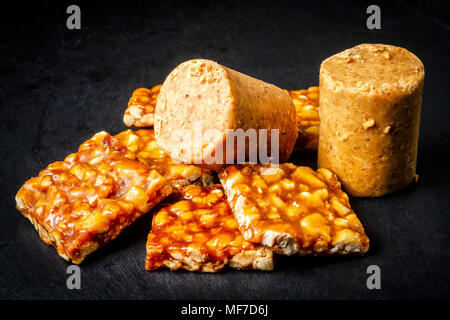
[
  {"left": 154, "top": 59, "right": 298, "bottom": 171},
  {"left": 318, "top": 44, "right": 425, "bottom": 197}
]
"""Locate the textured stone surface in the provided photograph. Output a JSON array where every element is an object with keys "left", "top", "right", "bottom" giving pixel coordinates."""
[{"left": 1, "top": 0, "right": 450, "bottom": 299}]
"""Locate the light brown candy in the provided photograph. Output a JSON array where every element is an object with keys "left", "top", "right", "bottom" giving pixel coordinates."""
[
  {"left": 154, "top": 59, "right": 298, "bottom": 170},
  {"left": 15, "top": 132, "right": 172, "bottom": 264},
  {"left": 123, "top": 84, "right": 320, "bottom": 152},
  {"left": 219, "top": 163, "right": 369, "bottom": 255},
  {"left": 318, "top": 44, "right": 424, "bottom": 197},
  {"left": 145, "top": 185, "right": 273, "bottom": 272}
]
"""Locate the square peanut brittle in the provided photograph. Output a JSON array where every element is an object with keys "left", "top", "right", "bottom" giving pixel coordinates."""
[
  {"left": 114, "top": 129, "right": 215, "bottom": 188},
  {"left": 123, "top": 85, "right": 161, "bottom": 127},
  {"left": 287, "top": 86, "right": 320, "bottom": 151},
  {"left": 145, "top": 184, "right": 274, "bottom": 272},
  {"left": 15, "top": 131, "right": 172, "bottom": 264},
  {"left": 219, "top": 164, "right": 369, "bottom": 256}
]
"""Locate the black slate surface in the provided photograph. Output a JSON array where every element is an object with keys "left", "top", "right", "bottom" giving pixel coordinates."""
[{"left": 1, "top": 0, "right": 449, "bottom": 300}]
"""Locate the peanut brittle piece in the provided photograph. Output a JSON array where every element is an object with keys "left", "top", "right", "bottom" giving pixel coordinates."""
[
  {"left": 219, "top": 164, "right": 369, "bottom": 256},
  {"left": 15, "top": 131, "right": 172, "bottom": 264},
  {"left": 146, "top": 185, "right": 273, "bottom": 272},
  {"left": 286, "top": 86, "right": 320, "bottom": 151},
  {"left": 114, "top": 129, "right": 215, "bottom": 188},
  {"left": 123, "top": 85, "right": 161, "bottom": 127}
]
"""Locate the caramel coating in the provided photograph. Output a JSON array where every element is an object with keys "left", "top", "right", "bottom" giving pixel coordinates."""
[
  {"left": 287, "top": 86, "right": 320, "bottom": 151},
  {"left": 219, "top": 163, "right": 370, "bottom": 255},
  {"left": 123, "top": 85, "right": 161, "bottom": 127},
  {"left": 146, "top": 185, "right": 273, "bottom": 272},
  {"left": 15, "top": 132, "right": 172, "bottom": 264},
  {"left": 115, "top": 129, "right": 215, "bottom": 188}
]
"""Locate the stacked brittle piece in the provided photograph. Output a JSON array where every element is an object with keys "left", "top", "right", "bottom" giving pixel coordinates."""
[{"left": 16, "top": 62, "right": 369, "bottom": 271}]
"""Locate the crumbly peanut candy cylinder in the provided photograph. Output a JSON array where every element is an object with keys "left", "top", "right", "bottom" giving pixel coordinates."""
[
  {"left": 115, "top": 129, "right": 215, "bottom": 188},
  {"left": 123, "top": 85, "right": 161, "bottom": 127},
  {"left": 123, "top": 84, "right": 320, "bottom": 151},
  {"left": 146, "top": 184, "right": 274, "bottom": 272},
  {"left": 219, "top": 163, "right": 369, "bottom": 256},
  {"left": 154, "top": 59, "right": 298, "bottom": 170},
  {"left": 15, "top": 131, "right": 172, "bottom": 264},
  {"left": 318, "top": 44, "right": 424, "bottom": 197}
]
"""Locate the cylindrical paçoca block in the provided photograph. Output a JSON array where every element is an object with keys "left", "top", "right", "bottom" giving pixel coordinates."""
[
  {"left": 154, "top": 59, "right": 298, "bottom": 171},
  {"left": 318, "top": 44, "right": 424, "bottom": 197}
]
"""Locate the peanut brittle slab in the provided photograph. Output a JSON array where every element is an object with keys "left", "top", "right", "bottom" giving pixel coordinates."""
[
  {"left": 287, "top": 86, "right": 320, "bottom": 151},
  {"left": 16, "top": 131, "right": 172, "bottom": 264},
  {"left": 219, "top": 164, "right": 369, "bottom": 256},
  {"left": 123, "top": 86, "right": 161, "bottom": 127},
  {"left": 114, "top": 129, "right": 215, "bottom": 188},
  {"left": 123, "top": 85, "right": 320, "bottom": 152},
  {"left": 145, "top": 185, "right": 273, "bottom": 272}
]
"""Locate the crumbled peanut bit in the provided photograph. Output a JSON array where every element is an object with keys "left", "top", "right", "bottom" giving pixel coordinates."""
[
  {"left": 363, "top": 118, "right": 376, "bottom": 129},
  {"left": 339, "top": 132, "right": 350, "bottom": 142},
  {"left": 145, "top": 185, "right": 274, "bottom": 272},
  {"left": 15, "top": 132, "right": 172, "bottom": 264},
  {"left": 357, "top": 81, "right": 372, "bottom": 92},
  {"left": 383, "top": 125, "right": 391, "bottom": 134},
  {"left": 219, "top": 164, "right": 370, "bottom": 256},
  {"left": 189, "top": 63, "right": 204, "bottom": 77},
  {"left": 115, "top": 129, "right": 214, "bottom": 188}
]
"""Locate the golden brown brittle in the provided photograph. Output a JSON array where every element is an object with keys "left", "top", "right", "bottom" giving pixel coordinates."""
[
  {"left": 123, "top": 85, "right": 161, "bottom": 127},
  {"left": 219, "top": 163, "right": 369, "bottom": 255},
  {"left": 146, "top": 185, "right": 273, "bottom": 272},
  {"left": 114, "top": 129, "right": 215, "bottom": 188},
  {"left": 16, "top": 132, "right": 172, "bottom": 264}
]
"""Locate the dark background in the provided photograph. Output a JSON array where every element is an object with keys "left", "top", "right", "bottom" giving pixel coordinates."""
[{"left": 1, "top": 0, "right": 449, "bottom": 300}]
